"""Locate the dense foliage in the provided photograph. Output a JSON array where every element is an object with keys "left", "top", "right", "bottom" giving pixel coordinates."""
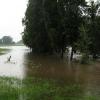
[
  {"left": 22, "top": 0, "right": 100, "bottom": 60},
  {"left": 0, "top": 36, "right": 14, "bottom": 45}
]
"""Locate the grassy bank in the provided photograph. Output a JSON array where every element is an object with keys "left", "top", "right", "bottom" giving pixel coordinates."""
[
  {"left": 0, "top": 77, "right": 99, "bottom": 100},
  {"left": 0, "top": 48, "right": 10, "bottom": 55}
]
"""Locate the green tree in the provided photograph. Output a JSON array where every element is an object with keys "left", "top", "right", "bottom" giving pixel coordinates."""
[
  {"left": 23, "top": 0, "right": 51, "bottom": 53},
  {"left": 43, "top": 0, "right": 67, "bottom": 57},
  {"left": 63, "top": 0, "right": 86, "bottom": 60},
  {"left": 87, "top": 1, "right": 100, "bottom": 58},
  {"left": 2, "top": 36, "right": 13, "bottom": 44},
  {"left": 23, "top": 0, "right": 86, "bottom": 58}
]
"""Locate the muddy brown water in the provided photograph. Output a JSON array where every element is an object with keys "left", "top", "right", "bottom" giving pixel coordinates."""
[{"left": 0, "top": 46, "right": 100, "bottom": 95}]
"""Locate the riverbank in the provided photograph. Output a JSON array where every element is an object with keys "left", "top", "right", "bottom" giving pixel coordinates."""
[
  {"left": 0, "top": 76, "right": 99, "bottom": 100},
  {"left": 0, "top": 48, "right": 10, "bottom": 55}
]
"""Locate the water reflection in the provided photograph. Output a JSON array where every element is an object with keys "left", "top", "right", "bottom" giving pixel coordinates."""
[
  {"left": 24, "top": 52, "right": 100, "bottom": 96},
  {"left": 24, "top": 53, "right": 89, "bottom": 83}
]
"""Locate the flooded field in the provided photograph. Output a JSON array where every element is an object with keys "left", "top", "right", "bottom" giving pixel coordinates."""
[{"left": 0, "top": 46, "right": 100, "bottom": 96}]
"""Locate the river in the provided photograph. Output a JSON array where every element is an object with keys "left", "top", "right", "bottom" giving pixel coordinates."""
[{"left": 0, "top": 46, "right": 100, "bottom": 95}]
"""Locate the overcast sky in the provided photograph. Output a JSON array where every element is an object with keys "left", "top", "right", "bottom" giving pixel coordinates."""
[
  {"left": 0, "top": 0, "right": 97, "bottom": 42},
  {"left": 0, "top": 0, "right": 27, "bottom": 42}
]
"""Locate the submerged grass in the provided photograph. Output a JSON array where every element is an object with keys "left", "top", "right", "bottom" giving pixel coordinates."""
[
  {"left": 0, "top": 76, "right": 99, "bottom": 100},
  {"left": 0, "top": 48, "right": 11, "bottom": 55}
]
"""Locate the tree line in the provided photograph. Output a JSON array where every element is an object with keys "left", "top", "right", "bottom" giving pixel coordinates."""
[
  {"left": 22, "top": 0, "right": 100, "bottom": 60},
  {"left": 0, "top": 36, "right": 15, "bottom": 45}
]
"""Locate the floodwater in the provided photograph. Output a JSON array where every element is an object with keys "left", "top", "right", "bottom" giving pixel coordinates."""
[
  {"left": 0, "top": 46, "right": 28, "bottom": 79},
  {"left": 0, "top": 46, "right": 100, "bottom": 95}
]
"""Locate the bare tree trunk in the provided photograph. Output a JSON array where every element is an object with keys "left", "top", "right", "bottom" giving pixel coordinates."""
[
  {"left": 93, "top": 53, "right": 97, "bottom": 59},
  {"left": 61, "top": 48, "right": 64, "bottom": 59},
  {"left": 70, "top": 47, "right": 74, "bottom": 61}
]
